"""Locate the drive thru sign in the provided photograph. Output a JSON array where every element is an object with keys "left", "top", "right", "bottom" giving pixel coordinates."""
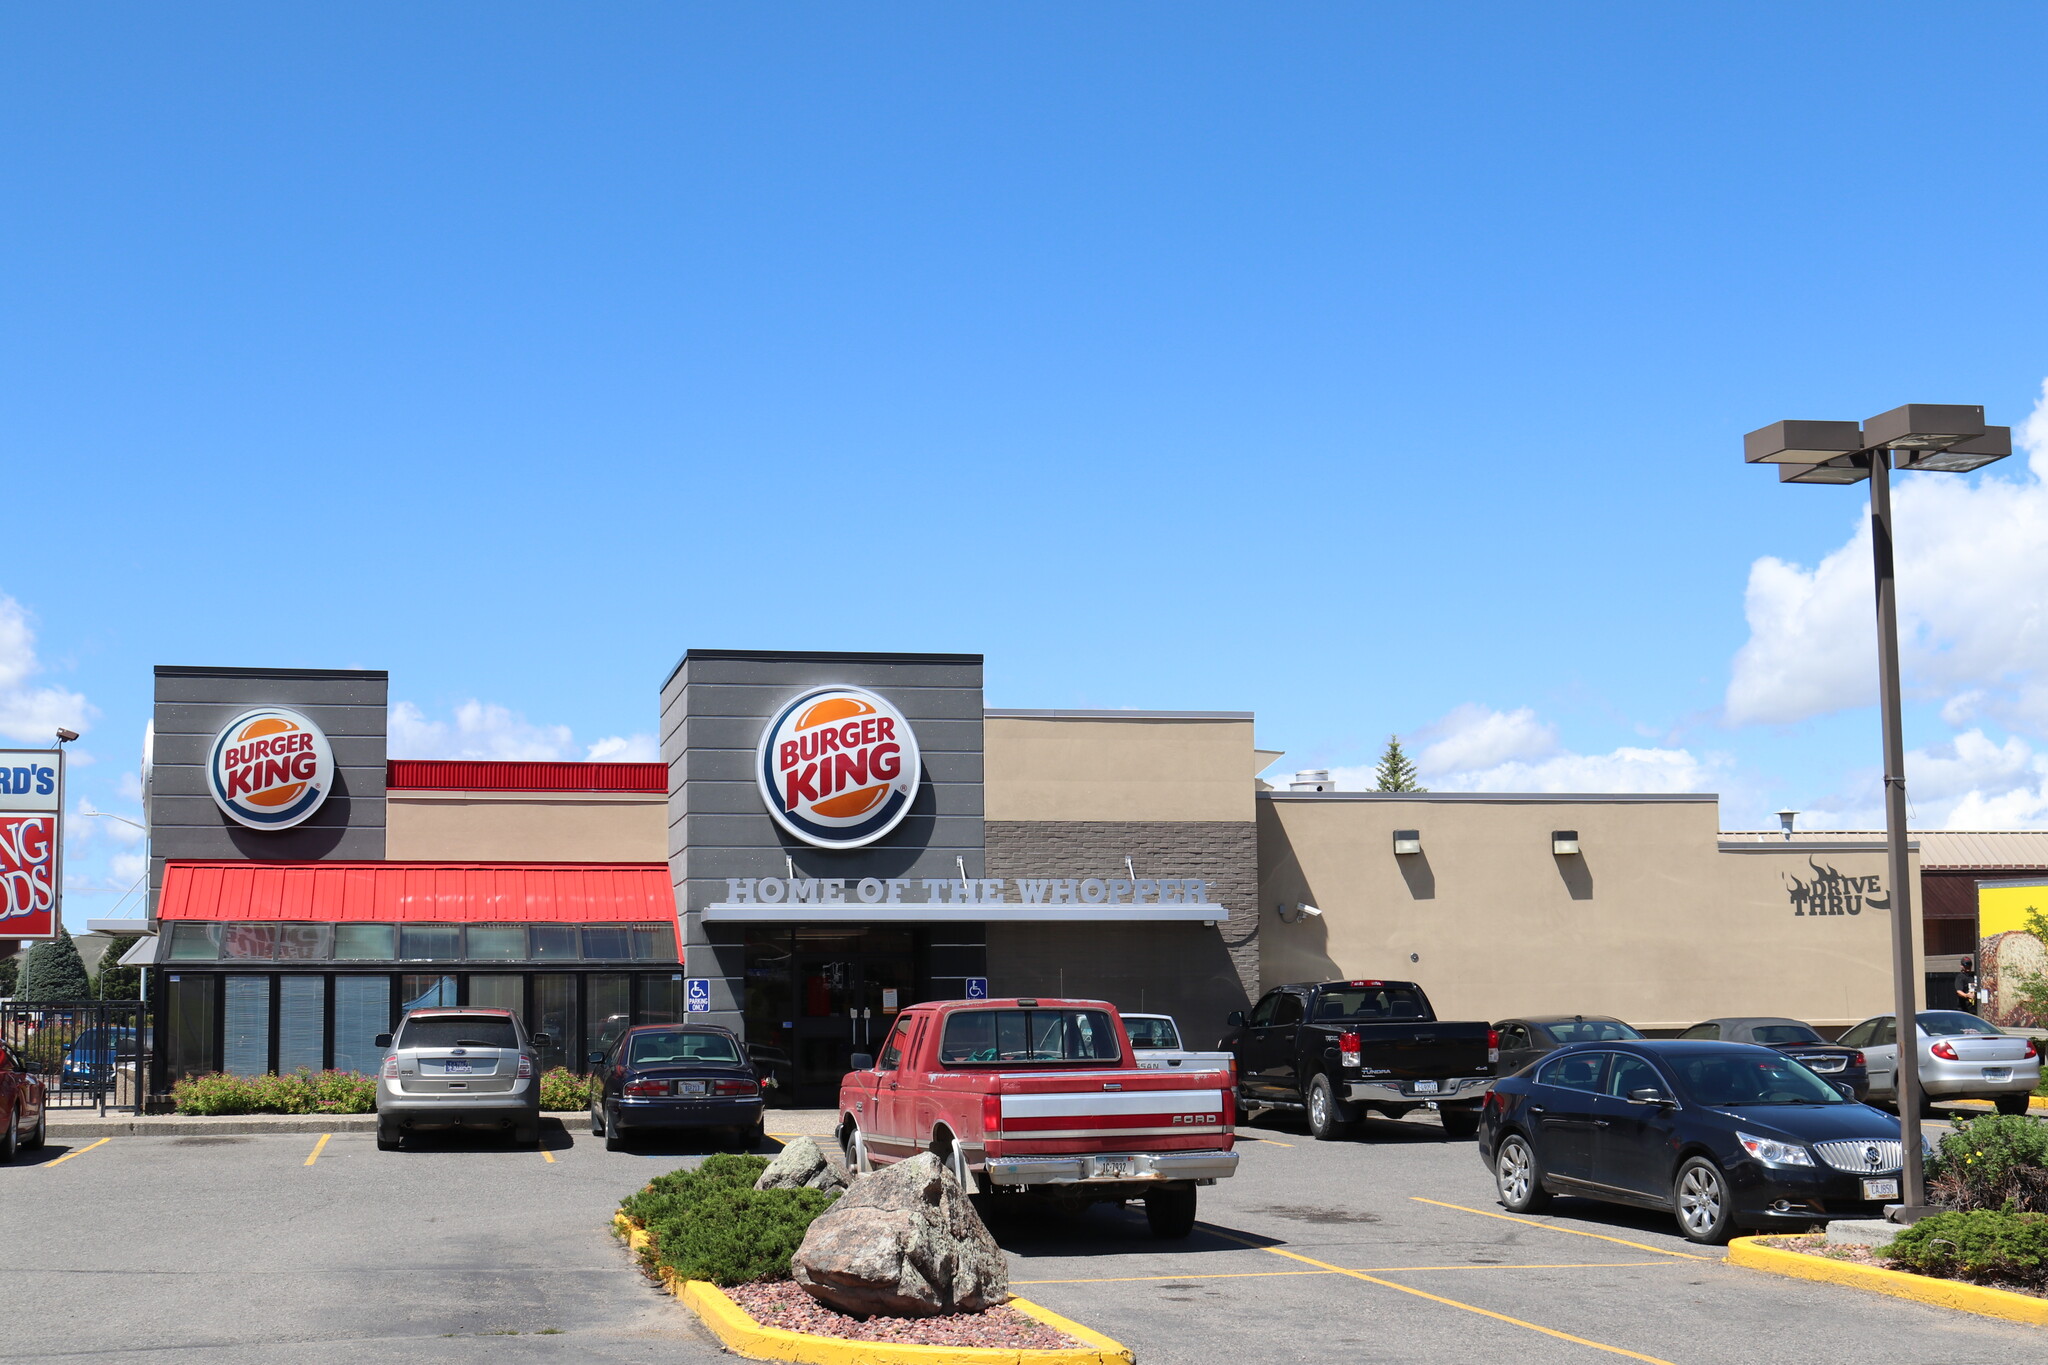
[{"left": 0, "top": 749, "right": 62, "bottom": 942}]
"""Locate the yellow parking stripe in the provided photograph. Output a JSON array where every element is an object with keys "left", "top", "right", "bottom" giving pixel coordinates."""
[
  {"left": 1411, "top": 1198, "right": 1713, "bottom": 1261},
  {"left": 42, "top": 1137, "right": 110, "bottom": 1167},
  {"left": 1204, "top": 1226, "right": 1680, "bottom": 1365},
  {"left": 304, "top": 1134, "right": 330, "bottom": 1167},
  {"left": 541, "top": 1148, "right": 556, "bottom": 1163},
  {"left": 1017, "top": 1262, "right": 1675, "bottom": 1285},
  {"left": 1018, "top": 1270, "right": 1341, "bottom": 1285}
]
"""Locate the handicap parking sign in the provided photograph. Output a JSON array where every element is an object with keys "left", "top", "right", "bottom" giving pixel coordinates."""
[
  {"left": 965, "top": 977, "right": 988, "bottom": 1000},
  {"left": 685, "top": 978, "right": 712, "bottom": 1012}
]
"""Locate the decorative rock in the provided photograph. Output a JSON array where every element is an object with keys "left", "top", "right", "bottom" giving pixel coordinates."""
[
  {"left": 754, "top": 1135, "right": 849, "bottom": 1194},
  {"left": 791, "top": 1152, "right": 1009, "bottom": 1317}
]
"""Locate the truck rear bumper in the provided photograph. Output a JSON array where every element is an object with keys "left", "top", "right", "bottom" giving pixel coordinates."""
[
  {"left": 1346, "top": 1076, "right": 1492, "bottom": 1105},
  {"left": 983, "top": 1148, "right": 1240, "bottom": 1187}
]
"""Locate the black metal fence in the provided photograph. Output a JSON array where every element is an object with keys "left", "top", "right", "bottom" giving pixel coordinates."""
[{"left": 1, "top": 1000, "right": 149, "bottom": 1113}]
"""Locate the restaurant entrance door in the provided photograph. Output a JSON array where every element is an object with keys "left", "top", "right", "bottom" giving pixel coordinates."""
[{"left": 742, "top": 926, "right": 918, "bottom": 1106}]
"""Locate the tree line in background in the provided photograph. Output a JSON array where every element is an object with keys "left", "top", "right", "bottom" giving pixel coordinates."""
[{"left": 0, "top": 927, "right": 142, "bottom": 1001}]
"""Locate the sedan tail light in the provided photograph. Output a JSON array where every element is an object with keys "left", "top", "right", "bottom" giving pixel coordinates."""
[
  {"left": 2026, "top": 1039, "right": 2040, "bottom": 1060},
  {"left": 1852, "top": 1051, "right": 1865, "bottom": 1067},
  {"left": 624, "top": 1078, "right": 668, "bottom": 1097},
  {"left": 1930, "top": 1041, "right": 1959, "bottom": 1061},
  {"left": 1339, "top": 1030, "right": 1362, "bottom": 1069},
  {"left": 710, "top": 1079, "right": 759, "bottom": 1096}
]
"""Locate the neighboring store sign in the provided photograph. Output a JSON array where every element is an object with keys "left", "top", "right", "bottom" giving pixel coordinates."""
[
  {"left": 207, "top": 708, "right": 336, "bottom": 831},
  {"left": 756, "top": 686, "right": 920, "bottom": 850},
  {"left": 0, "top": 749, "right": 62, "bottom": 941},
  {"left": 721, "top": 875, "right": 1220, "bottom": 907},
  {"left": 1784, "top": 859, "right": 1889, "bottom": 917},
  {"left": 686, "top": 978, "right": 712, "bottom": 1012}
]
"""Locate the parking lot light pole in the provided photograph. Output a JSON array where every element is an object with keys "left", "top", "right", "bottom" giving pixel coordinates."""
[{"left": 1743, "top": 406, "right": 2011, "bottom": 1217}]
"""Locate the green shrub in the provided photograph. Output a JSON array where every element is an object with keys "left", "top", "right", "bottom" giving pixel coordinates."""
[
  {"left": 620, "top": 1152, "right": 768, "bottom": 1225},
  {"left": 1927, "top": 1113, "right": 2048, "bottom": 1213},
  {"left": 642, "top": 1185, "right": 839, "bottom": 1287},
  {"left": 539, "top": 1067, "right": 594, "bottom": 1111},
  {"left": 1887, "top": 1209, "right": 2048, "bottom": 1288},
  {"left": 170, "top": 1069, "right": 377, "bottom": 1115}
]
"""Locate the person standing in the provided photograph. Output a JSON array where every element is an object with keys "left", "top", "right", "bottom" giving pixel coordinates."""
[{"left": 1955, "top": 956, "right": 1980, "bottom": 1014}]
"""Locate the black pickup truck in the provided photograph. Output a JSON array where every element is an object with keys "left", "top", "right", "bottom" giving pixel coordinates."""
[{"left": 1222, "top": 979, "right": 1497, "bottom": 1139}]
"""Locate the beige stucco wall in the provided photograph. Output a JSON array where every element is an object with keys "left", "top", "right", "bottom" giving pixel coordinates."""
[
  {"left": 983, "top": 716, "right": 1255, "bottom": 822},
  {"left": 386, "top": 792, "right": 666, "bottom": 862},
  {"left": 1257, "top": 795, "right": 1922, "bottom": 1030}
]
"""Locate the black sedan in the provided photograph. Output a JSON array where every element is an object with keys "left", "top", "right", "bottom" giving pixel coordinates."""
[
  {"left": 1477, "top": 1040, "right": 1918, "bottom": 1244},
  {"left": 1493, "top": 1015, "right": 1643, "bottom": 1075},
  {"left": 588, "top": 1024, "right": 765, "bottom": 1152},
  {"left": 1679, "top": 1017, "right": 1868, "bottom": 1100}
]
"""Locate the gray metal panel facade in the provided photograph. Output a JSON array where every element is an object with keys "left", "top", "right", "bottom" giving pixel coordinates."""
[
  {"left": 149, "top": 667, "right": 389, "bottom": 919},
  {"left": 661, "top": 650, "right": 985, "bottom": 1033}
]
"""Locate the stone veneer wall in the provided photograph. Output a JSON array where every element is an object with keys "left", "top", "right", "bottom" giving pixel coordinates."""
[{"left": 983, "top": 819, "right": 1258, "bottom": 1037}]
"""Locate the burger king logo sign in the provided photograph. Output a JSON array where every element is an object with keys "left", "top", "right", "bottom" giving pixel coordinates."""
[
  {"left": 757, "top": 687, "right": 920, "bottom": 849},
  {"left": 208, "top": 708, "right": 336, "bottom": 830}
]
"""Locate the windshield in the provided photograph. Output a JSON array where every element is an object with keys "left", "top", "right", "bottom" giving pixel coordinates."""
[
  {"left": 1749, "top": 1024, "right": 1823, "bottom": 1046},
  {"left": 1918, "top": 1011, "right": 2001, "bottom": 1037},
  {"left": 1309, "top": 986, "right": 1428, "bottom": 1022},
  {"left": 397, "top": 1015, "right": 518, "bottom": 1050},
  {"left": 1671, "top": 1051, "right": 1843, "bottom": 1106},
  {"left": 1125, "top": 1018, "right": 1181, "bottom": 1050},
  {"left": 629, "top": 1031, "right": 741, "bottom": 1065},
  {"left": 940, "top": 1009, "right": 1121, "bottom": 1064},
  {"left": 1543, "top": 1019, "right": 1642, "bottom": 1044}
]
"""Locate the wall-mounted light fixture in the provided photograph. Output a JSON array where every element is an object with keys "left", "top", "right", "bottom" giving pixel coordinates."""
[
  {"left": 1275, "top": 901, "right": 1324, "bottom": 924},
  {"left": 1392, "top": 829, "right": 1422, "bottom": 856},
  {"left": 1551, "top": 830, "right": 1581, "bottom": 856}
]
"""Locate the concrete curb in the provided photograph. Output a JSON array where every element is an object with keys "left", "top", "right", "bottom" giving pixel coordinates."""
[
  {"left": 615, "top": 1214, "right": 1134, "bottom": 1364},
  {"left": 1728, "top": 1235, "right": 2048, "bottom": 1327},
  {"left": 45, "top": 1112, "right": 594, "bottom": 1138},
  {"left": 1942, "top": 1095, "right": 2048, "bottom": 1115}
]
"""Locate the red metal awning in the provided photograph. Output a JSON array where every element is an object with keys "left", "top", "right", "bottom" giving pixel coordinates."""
[{"left": 158, "top": 861, "right": 677, "bottom": 925}]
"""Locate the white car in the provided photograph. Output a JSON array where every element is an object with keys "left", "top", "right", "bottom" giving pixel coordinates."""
[
  {"left": 1124, "top": 1012, "right": 1235, "bottom": 1072},
  {"left": 1837, "top": 1009, "right": 2040, "bottom": 1115}
]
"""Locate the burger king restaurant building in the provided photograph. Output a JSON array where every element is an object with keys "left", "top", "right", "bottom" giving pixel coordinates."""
[{"left": 135, "top": 652, "right": 1937, "bottom": 1105}]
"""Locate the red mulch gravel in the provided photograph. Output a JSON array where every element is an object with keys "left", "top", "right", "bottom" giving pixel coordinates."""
[{"left": 725, "top": 1281, "right": 1081, "bottom": 1350}]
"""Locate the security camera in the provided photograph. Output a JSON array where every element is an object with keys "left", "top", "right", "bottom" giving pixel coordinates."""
[{"left": 55, "top": 728, "right": 79, "bottom": 743}]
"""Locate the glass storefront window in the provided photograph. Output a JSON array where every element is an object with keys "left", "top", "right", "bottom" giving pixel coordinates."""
[
  {"left": 743, "top": 928, "right": 795, "bottom": 1041},
  {"left": 586, "top": 974, "right": 631, "bottom": 1059},
  {"left": 278, "top": 976, "right": 325, "bottom": 1072},
  {"left": 334, "top": 924, "right": 396, "bottom": 960},
  {"left": 398, "top": 924, "right": 460, "bottom": 961},
  {"left": 465, "top": 925, "right": 525, "bottom": 960},
  {"left": 529, "top": 925, "right": 578, "bottom": 961},
  {"left": 532, "top": 974, "right": 574, "bottom": 1072},
  {"left": 275, "top": 924, "right": 331, "bottom": 962},
  {"left": 581, "top": 926, "right": 630, "bottom": 960},
  {"left": 632, "top": 924, "right": 677, "bottom": 960},
  {"left": 333, "top": 976, "right": 390, "bottom": 1073},
  {"left": 223, "top": 976, "right": 271, "bottom": 1075},
  {"left": 638, "top": 973, "right": 685, "bottom": 1025},
  {"left": 167, "top": 923, "right": 222, "bottom": 961},
  {"left": 220, "top": 924, "right": 279, "bottom": 961},
  {"left": 400, "top": 975, "right": 457, "bottom": 1011},
  {"left": 468, "top": 974, "right": 524, "bottom": 1021},
  {"left": 164, "top": 974, "right": 217, "bottom": 1079}
]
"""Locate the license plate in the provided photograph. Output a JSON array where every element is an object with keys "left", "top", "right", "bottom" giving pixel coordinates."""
[
  {"left": 1982, "top": 1068, "right": 2012, "bottom": 1082},
  {"left": 442, "top": 1060, "right": 471, "bottom": 1074},
  {"left": 1094, "top": 1158, "right": 1131, "bottom": 1177},
  {"left": 1862, "top": 1178, "right": 1899, "bottom": 1200},
  {"left": 1413, "top": 1079, "right": 1439, "bottom": 1095},
  {"left": 676, "top": 1080, "right": 706, "bottom": 1096}
]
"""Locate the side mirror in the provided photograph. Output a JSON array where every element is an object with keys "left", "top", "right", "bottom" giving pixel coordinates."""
[
  {"left": 849, "top": 1053, "right": 874, "bottom": 1072},
  {"left": 587, "top": 1051, "right": 606, "bottom": 1066},
  {"left": 1627, "top": 1086, "right": 1674, "bottom": 1106},
  {"left": 373, "top": 1033, "right": 392, "bottom": 1049},
  {"left": 1835, "top": 1082, "right": 1857, "bottom": 1100},
  {"left": 1225, "top": 1010, "right": 1246, "bottom": 1029}
]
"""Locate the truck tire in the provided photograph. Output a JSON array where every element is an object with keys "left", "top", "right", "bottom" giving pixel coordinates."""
[
  {"left": 1494, "top": 1132, "right": 1548, "bottom": 1212},
  {"left": 1306, "top": 1075, "right": 1354, "bottom": 1141},
  {"left": 844, "top": 1124, "right": 873, "bottom": 1176},
  {"left": 1438, "top": 1105, "right": 1480, "bottom": 1139},
  {"left": 1145, "top": 1184, "right": 1198, "bottom": 1238}
]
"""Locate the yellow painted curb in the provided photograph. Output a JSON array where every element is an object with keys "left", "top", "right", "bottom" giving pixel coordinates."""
[
  {"left": 1943, "top": 1095, "right": 2048, "bottom": 1114},
  {"left": 1728, "top": 1236, "right": 2048, "bottom": 1327},
  {"left": 612, "top": 1213, "right": 1135, "bottom": 1364}
]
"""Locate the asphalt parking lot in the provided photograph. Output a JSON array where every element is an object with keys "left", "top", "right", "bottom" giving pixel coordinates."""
[{"left": 2, "top": 1108, "right": 2039, "bottom": 1364}]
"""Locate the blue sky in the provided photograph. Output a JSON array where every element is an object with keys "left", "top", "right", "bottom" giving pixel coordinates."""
[{"left": 9, "top": 6, "right": 2048, "bottom": 928}]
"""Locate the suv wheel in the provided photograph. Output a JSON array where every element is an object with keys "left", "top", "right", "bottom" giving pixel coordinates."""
[
  {"left": 1674, "top": 1156, "right": 1736, "bottom": 1244},
  {"left": 376, "top": 1120, "right": 403, "bottom": 1152},
  {"left": 1495, "top": 1133, "right": 1549, "bottom": 1212},
  {"left": 1306, "top": 1075, "right": 1353, "bottom": 1141}
]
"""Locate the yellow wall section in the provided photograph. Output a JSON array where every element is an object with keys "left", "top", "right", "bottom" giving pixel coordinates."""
[
  {"left": 983, "top": 717, "right": 1256, "bottom": 822},
  {"left": 1979, "top": 881, "right": 2048, "bottom": 936},
  {"left": 386, "top": 791, "right": 667, "bottom": 862}
]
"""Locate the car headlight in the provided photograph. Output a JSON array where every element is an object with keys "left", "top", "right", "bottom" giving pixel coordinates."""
[{"left": 1736, "top": 1131, "right": 1814, "bottom": 1168}]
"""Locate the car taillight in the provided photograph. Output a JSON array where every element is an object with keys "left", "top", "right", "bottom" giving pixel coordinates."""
[
  {"left": 710, "top": 1079, "right": 759, "bottom": 1096},
  {"left": 982, "top": 1091, "right": 1002, "bottom": 1137},
  {"left": 2026, "top": 1039, "right": 2039, "bottom": 1060},
  {"left": 1221, "top": 1083, "right": 1236, "bottom": 1130},
  {"left": 625, "top": 1078, "right": 667, "bottom": 1097},
  {"left": 381, "top": 1055, "right": 398, "bottom": 1079},
  {"left": 1931, "top": 1041, "right": 1959, "bottom": 1061},
  {"left": 1487, "top": 1027, "right": 1500, "bottom": 1065},
  {"left": 516, "top": 1055, "right": 533, "bottom": 1079},
  {"left": 1852, "top": 1051, "right": 1865, "bottom": 1067},
  {"left": 1339, "top": 1030, "right": 1361, "bottom": 1068}
]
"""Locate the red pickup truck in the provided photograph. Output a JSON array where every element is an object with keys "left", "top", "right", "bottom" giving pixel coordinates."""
[{"left": 837, "top": 996, "right": 1239, "bottom": 1237}]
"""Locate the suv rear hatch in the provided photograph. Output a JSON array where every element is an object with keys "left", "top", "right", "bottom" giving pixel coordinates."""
[{"left": 395, "top": 1013, "right": 523, "bottom": 1095}]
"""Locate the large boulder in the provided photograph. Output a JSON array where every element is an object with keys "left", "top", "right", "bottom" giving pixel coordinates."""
[
  {"left": 754, "top": 1135, "right": 849, "bottom": 1194},
  {"left": 791, "top": 1152, "right": 1008, "bottom": 1316}
]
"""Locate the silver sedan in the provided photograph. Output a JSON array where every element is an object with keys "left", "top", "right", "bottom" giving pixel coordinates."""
[{"left": 1838, "top": 1009, "right": 2039, "bottom": 1115}]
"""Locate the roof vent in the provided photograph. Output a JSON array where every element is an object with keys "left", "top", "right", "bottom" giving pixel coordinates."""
[{"left": 1289, "top": 769, "right": 1333, "bottom": 792}]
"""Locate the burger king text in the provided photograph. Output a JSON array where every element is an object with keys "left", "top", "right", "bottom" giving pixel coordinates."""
[{"left": 219, "top": 730, "right": 321, "bottom": 799}]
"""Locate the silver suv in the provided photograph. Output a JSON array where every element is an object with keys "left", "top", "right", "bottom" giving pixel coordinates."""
[{"left": 374, "top": 1007, "right": 548, "bottom": 1149}]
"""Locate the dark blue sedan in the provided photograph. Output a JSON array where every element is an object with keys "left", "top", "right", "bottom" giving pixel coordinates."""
[
  {"left": 588, "top": 1024, "right": 765, "bottom": 1152},
  {"left": 1478, "top": 1039, "right": 1921, "bottom": 1244}
]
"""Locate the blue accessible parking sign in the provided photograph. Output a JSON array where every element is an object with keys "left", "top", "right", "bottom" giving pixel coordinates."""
[
  {"left": 685, "top": 978, "right": 711, "bottom": 1012},
  {"left": 965, "top": 977, "right": 988, "bottom": 1000}
]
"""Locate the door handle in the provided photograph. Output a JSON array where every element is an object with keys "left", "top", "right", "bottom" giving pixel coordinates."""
[
  {"left": 1531, "top": 1105, "right": 1548, "bottom": 1114},
  {"left": 1593, "top": 1119, "right": 1610, "bottom": 1128},
  {"left": 888, "top": 1081, "right": 899, "bottom": 1091}
]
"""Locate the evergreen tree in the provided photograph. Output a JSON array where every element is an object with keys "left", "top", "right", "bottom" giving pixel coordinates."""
[
  {"left": 19, "top": 927, "right": 93, "bottom": 1001},
  {"left": 1373, "top": 735, "right": 1427, "bottom": 793},
  {"left": 0, "top": 952, "right": 18, "bottom": 998},
  {"left": 95, "top": 934, "right": 142, "bottom": 1000}
]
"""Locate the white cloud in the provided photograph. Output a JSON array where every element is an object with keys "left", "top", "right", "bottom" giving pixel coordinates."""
[
  {"left": 0, "top": 593, "right": 94, "bottom": 742},
  {"left": 1324, "top": 704, "right": 1721, "bottom": 795},
  {"left": 390, "top": 701, "right": 656, "bottom": 763},
  {"left": 1727, "top": 379, "right": 2048, "bottom": 731},
  {"left": 1413, "top": 703, "right": 1558, "bottom": 773}
]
